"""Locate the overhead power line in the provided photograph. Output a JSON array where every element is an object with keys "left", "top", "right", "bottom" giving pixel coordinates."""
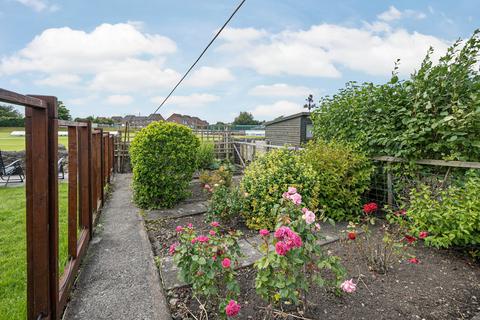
[{"left": 152, "top": 0, "right": 246, "bottom": 115}]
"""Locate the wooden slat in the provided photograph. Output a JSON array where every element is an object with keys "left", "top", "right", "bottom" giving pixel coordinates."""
[
  {"left": 78, "top": 126, "right": 90, "bottom": 231},
  {"left": 372, "top": 156, "right": 480, "bottom": 169},
  {"left": 58, "top": 120, "right": 88, "bottom": 127},
  {"left": 67, "top": 126, "right": 78, "bottom": 259},
  {"left": 25, "top": 104, "right": 50, "bottom": 320},
  {"left": 0, "top": 88, "right": 46, "bottom": 108}
]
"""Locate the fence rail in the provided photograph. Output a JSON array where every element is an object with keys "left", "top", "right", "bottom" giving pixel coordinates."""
[{"left": 1, "top": 88, "right": 115, "bottom": 320}]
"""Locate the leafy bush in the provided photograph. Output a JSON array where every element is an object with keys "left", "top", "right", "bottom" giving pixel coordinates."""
[
  {"left": 197, "top": 141, "right": 215, "bottom": 170},
  {"left": 172, "top": 223, "right": 242, "bottom": 317},
  {"left": 406, "top": 170, "right": 480, "bottom": 248},
  {"left": 255, "top": 188, "right": 346, "bottom": 306},
  {"left": 130, "top": 121, "right": 199, "bottom": 209},
  {"left": 0, "top": 117, "right": 24, "bottom": 127},
  {"left": 301, "top": 140, "right": 374, "bottom": 220},
  {"left": 241, "top": 148, "right": 320, "bottom": 230},
  {"left": 207, "top": 185, "right": 244, "bottom": 224},
  {"left": 199, "top": 165, "right": 233, "bottom": 190},
  {"left": 311, "top": 29, "right": 480, "bottom": 161}
]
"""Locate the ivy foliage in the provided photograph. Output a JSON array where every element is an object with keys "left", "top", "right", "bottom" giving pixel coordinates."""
[
  {"left": 312, "top": 29, "right": 480, "bottom": 161},
  {"left": 130, "top": 121, "right": 199, "bottom": 209},
  {"left": 300, "top": 140, "right": 374, "bottom": 220}
]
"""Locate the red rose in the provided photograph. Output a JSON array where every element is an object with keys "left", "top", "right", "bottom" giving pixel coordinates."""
[
  {"left": 419, "top": 231, "right": 428, "bottom": 239},
  {"left": 363, "top": 202, "right": 378, "bottom": 214},
  {"left": 408, "top": 257, "right": 419, "bottom": 264},
  {"left": 348, "top": 232, "right": 356, "bottom": 240},
  {"left": 404, "top": 235, "right": 417, "bottom": 244}
]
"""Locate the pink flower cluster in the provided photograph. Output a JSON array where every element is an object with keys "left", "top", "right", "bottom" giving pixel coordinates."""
[
  {"left": 225, "top": 300, "right": 241, "bottom": 317},
  {"left": 340, "top": 279, "right": 356, "bottom": 293},
  {"left": 363, "top": 202, "right": 378, "bottom": 214},
  {"left": 301, "top": 207, "right": 316, "bottom": 225},
  {"left": 282, "top": 187, "right": 302, "bottom": 205},
  {"left": 191, "top": 235, "right": 210, "bottom": 244},
  {"left": 259, "top": 229, "right": 269, "bottom": 237},
  {"left": 169, "top": 242, "right": 179, "bottom": 255},
  {"left": 274, "top": 226, "right": 302, "bottom": 255}
]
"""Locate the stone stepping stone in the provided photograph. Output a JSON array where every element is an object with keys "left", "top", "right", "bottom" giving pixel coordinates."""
[
  {"left": 145, "top": 201, "right": 208, "bottom": 220},
  {"left": 160, "top": 232, "right": 340, "bottom": 290}
]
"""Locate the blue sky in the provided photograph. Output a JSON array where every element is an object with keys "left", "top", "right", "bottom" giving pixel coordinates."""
[{"left": 0, "top": 0, "right": 478, "bottom": 123}]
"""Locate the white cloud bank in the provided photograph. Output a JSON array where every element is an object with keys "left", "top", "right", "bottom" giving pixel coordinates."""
[
  {"left": 248, "top": 100, "right": 304, "bottom": 120},
  {"left": 106, "top": 95, "right": 134, "bottom": 105},
  {"left": 15, "top": 0, "right": 58, "bottom": 12},
  {"left": 218, "top": 20, "right": 449, "bottom": 77},
  {"left": 150, "top": 93, "right": 219, "bottom": 108},
  {"left": 249, "top": 83, "right": 314, "bottom": 97},
  {"left": 185, "top": 66, "right": 234, "bottom": 87}
]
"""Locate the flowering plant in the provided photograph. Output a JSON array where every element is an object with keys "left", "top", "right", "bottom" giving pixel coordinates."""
[
  {"left": 254, "top": 188, "right": 346, "bottom": 308},
  {"left": 346, "top": 202, "right": 422, "bottom": 273},
  {"left": 172, "top": 222, "right": 242, "bottom": 318}
]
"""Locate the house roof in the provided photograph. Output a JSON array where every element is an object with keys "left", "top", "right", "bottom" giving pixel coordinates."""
[{"left": 265, "top": 112, "right": 311, "bottom": 126}]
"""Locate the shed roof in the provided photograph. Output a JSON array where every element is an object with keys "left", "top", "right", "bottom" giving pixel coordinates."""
[{"left": 265, "top": 112, "right": 310, "bottom": 126}]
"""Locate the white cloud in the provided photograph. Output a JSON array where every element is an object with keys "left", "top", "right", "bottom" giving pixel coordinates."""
[
  {"left": 106, "top": 95, "right": 134, "bottom": 105},
  {"left": 150, "top": 93, "right": 219, "bottom": 108},
  {"left": 185, "top": 66, "right": 234, "bottom": 87},
  {"left": 0, "top": 22, "right": 178, "bottom": 92},
  {"left": 377, "top": 6, "right": 403, "bottom": 22},
  {"left": 249, "top": 83, "right": 314, "bottom": 97},
  {"left": 218, "top": 23, "right": 449, "bottom": 77},
  {"left": 15, "top": 0, "right": 58, "bottom": 12},
  {"left": 248, "top": 100, "right": 304, "bottom": 120},
  {"left": 378, "top": 6, "right": 426, "bottom": 22},
  {"left": 35, "top": 73, "right": 81, "bottom": 87}
]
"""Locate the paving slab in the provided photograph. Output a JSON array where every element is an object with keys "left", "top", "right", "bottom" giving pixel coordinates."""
[
  {"left": 145, "top": 201, "right": 208, "bottom": 220},
  {"left": 63, "top": 174, "right": 171, "bottom": 320}
]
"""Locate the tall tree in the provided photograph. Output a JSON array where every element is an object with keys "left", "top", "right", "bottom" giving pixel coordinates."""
[
  {"left": 232, "top": 112, "right": 261, "bottom": 125},
  {"left": 57, "top": 101, "right": 72, "bottom": 120},
  {"left": 0, "top": 104, "right": 22, "bottom": 118}
]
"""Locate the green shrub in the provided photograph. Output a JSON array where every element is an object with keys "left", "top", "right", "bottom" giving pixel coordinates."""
[
  {"left": 240, "top": 148, "right": 320, "bottom": 230},
  {"left": 199, "top": 165, "right": 233, "bottom": 189},
  {"left": 0, "top": 117, "right": 24, "bottom": 127},
  {"left": 207, "top": 185, "right": 244, "bottom": 224},
  {"left": 130, "top": 121, "right": 199, "bottom": 209},
  {"left": 197, "top": 141, "right": 215, "bottom": 170},
  {"left": 407, "top": 170, "right": 480, "bottom": 248},
  {"left": 311, "top": 29, "right": 480, "bottom": 161},
  {"left": 300, "top": 140, "right": 374, "bottom": 220}
]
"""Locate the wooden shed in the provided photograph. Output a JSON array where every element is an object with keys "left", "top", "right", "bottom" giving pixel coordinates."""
[{"left": 265, "top": 112, "right": 312, "bottom": 147}]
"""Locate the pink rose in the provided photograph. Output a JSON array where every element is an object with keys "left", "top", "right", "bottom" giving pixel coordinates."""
[
  {"left": 409, "top": 257, "right": 420, "bottom": 264},
  {"left": 187, "top": 223, "right": 193, "bottom": 228},
  {"left": 287, "top": 187, "right": 297, "bottom": 195},
  {"left": 259, "top": 229, "right": 269, "bottom": 237},
  {"left": 196, "top": 236, "right": 209, "bottom": 243},
  {"left": 275, "top": 241, "right": 288, "bottom": 256},
  {"left": 419, "top": 231, "right": 428, "bottom": 239},
  {"left": 290, "top": 193, "right": 302, "bottom": 205},
  {"left": 210, "top": 221, "right": 220, "bottom": 227},
  {"left": 225, "top": 300, "right": 240, "bottom": 317},
  {"left": 222, "top": 258, "right": 231, "bottom": 268},
  {"left": 302, "top": 207, "right": 308, "bottom": 213},
  {"left": 282, "top": 192, "right": 290, "bottom": 200},
  {"left": 274, "top": 226, "right": 288, "bottom": 239},
  {"left": 302, "top": 210, "right": 316, "bottom": 225},
  {"left": 209, "top": 230, "right": 216, "bottom": 236},
  {"left": 340, "top": 279, "right": 356, "bottom": 293},
  {"left": 175, "top": 226, "right": 184, "bottom": 233},
  {"left": 191, "top": 238, "right": 197, "bottom": 244},
  {"left": 169, "top": 242, "right": 178, "bottom": 255}
]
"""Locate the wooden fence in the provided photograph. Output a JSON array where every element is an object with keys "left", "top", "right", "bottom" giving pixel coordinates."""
[{"left": 0, "top": 88, "right": 115, "bottom": 320}]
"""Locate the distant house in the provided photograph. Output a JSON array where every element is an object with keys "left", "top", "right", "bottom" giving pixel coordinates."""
[
  {"left": 166, "top": 113, "right": 209, "bottom": 128},
  {"left": 111, "top": 114, "right": 165, "bottom": 127},
  {"left": 265, "top": 112, "right": 312, "bottom": 147}
]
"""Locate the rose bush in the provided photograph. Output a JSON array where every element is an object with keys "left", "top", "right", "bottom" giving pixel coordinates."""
[
  {"left": 254, "top": 188, "right": 346, "bottom": 307},
  {"left": 172, "top": 222, "right": 242, "bottom": 318}
]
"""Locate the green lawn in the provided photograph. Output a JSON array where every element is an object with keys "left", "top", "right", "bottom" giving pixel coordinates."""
[
  {"left": 0, "top": 184, "right": 68, "bottom": 320},
  {"left": 0, "top": 127, "right": 69, "bottom": 151}
]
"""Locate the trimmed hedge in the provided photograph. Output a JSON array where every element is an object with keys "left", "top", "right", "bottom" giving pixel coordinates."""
[
  {"left": 240, "top": 148, "right": 319, "bottom": 230},
  {"left": 130, "top": 121, "right": 199, "bottom": 209},
  {"left": 0, "top": 118, "right": 24, "bottom": 127},
  {"left": 301, "top": 140, "right": 374, "bottom": 220}
]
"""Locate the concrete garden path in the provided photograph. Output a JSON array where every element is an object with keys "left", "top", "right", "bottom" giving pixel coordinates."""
[{"left": 64, "top": 174, "right": 171, "bottom": 320}]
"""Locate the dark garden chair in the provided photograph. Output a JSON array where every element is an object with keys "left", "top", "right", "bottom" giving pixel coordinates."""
[
  {"left": 58, "top": 157, "right": 65, "bottom": 179},
  {"left": 0, "top": 150, "right": 25, "bottom": 186}
]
